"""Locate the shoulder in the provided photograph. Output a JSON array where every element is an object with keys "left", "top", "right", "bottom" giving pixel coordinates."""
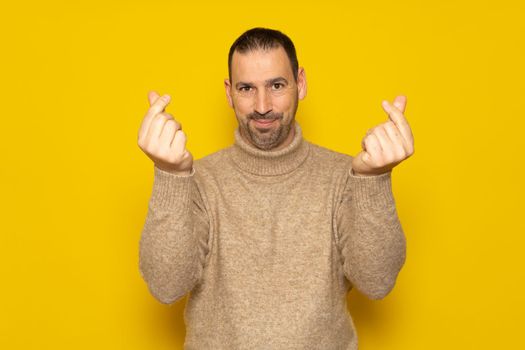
[
  {"left": 306, "top": 140, "right": 354, "bottom": 170},
  {"left": 193, "top": 147, "right": 230, "bottom": 171},
  {"left": 191, "top": 146, "right": 234, "bottom": 185}
]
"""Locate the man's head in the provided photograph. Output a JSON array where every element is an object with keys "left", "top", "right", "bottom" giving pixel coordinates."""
[{"left": 225, "top": 27, "right": 307, "bottom": 151}]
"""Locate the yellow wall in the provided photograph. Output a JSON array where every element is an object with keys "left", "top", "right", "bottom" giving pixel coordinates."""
[{"left": 1, "top": 0, "right": 523, "bottom": 349}]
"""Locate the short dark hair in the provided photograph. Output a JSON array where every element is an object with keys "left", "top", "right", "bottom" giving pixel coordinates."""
[{"left": 228, "top": 27, "right": 299, "bottom": 84}]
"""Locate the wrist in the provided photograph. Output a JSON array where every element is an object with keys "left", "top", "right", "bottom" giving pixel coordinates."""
[
  {"left": 351, "top": 169, "right": 371, "bottom": 177},
  {"left": 351, "top": 168, "right": 391, "bottom": 177},
  {"left": 155, "top": 164, "right": 193, "bottom": 176}
]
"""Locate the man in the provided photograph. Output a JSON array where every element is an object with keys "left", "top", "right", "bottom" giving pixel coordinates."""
[{"left": 137, "top": 27, "right": 413, "bottom": 349}]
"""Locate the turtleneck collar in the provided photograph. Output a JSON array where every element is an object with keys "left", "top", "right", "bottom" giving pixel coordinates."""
[{"left": 229, "top": 121, "right": 310, "bottom": 176}]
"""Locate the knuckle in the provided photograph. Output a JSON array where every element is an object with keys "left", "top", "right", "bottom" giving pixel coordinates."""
[
  {"left": 152, "top": 114, "right": 163, "bottom": 123},
  {"left": 148, "top": 105, "right": 161, "bottom": 116},
  {"left": 165, "top": 119, "right": 175, "bottom": 129},
  {"left": 170, "top": 119, "right": 181, "bottom": 129},
  {"left": 154, "top": 98, "right": 168, "bottom": 110},
  {"left": 159, "top": 112, "right": 171, "bottom": 119},
  {"left": 157, "top": 113, "right": 169, "bottom": 121}
]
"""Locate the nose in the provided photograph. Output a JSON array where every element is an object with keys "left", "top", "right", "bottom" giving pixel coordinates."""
[{"left": 254, "top": 88, "right": 272, "bottom": 115}]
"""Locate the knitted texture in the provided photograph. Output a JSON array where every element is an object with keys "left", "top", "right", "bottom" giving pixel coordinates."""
[{"left": 139, "top": 121, "right": 407, "bottom": 349}]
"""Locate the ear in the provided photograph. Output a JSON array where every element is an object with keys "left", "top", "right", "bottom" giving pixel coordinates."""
[
  {"left": 224, "top": 78, "right": 233, "bottom": 108},
  {"left": 297, "top": 67, "right": 307, "bottom": 100}
]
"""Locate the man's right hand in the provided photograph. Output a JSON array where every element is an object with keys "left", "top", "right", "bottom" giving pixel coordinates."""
[{"left": 137, "top": 91, "right": 193, "bottom": 175}]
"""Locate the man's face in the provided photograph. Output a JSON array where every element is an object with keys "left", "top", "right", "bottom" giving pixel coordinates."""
[{"left": 225, "top": 45, "right": 307, "bottom": 151}]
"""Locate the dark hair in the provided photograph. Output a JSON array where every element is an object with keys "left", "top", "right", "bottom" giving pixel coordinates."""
[{"left": 228, "top": 27, "right": 299, "bottom": 83}]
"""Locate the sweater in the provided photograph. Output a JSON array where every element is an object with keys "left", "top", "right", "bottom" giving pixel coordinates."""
[{"left": 138, "top": 121, "right": 407, "bottom": 350}]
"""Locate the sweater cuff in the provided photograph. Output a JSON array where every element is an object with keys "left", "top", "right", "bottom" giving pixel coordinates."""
[
  {"left": 348, "top": 168, "right": 395, "bottom": 210},
  {"left": 149, "top": 165, "right": 196, "bottom": 210}
]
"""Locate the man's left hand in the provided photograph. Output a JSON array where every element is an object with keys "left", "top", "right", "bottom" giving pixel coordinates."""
[{"left": 351, "top": 95, "right": 415, "bottom": 176}]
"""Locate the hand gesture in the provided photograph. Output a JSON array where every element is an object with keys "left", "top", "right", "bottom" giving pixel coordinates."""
[
  {"left": 351, "top": 95, "right": 414, "bottom": 176},
  {"left": 137, "top": 91, "right": 193, "bottom": 175}
]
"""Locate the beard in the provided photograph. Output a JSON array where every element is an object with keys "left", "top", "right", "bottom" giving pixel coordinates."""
[
  {"left": 242, "top": 111, "right": 292, "bottom": 151},
  {"left": 234, "top": 91, "right": 299, "bottom": 151}
]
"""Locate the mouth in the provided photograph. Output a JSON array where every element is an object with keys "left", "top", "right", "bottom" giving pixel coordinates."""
[{"left": 252, "top": 118, "right": 278, "bottom": 128}]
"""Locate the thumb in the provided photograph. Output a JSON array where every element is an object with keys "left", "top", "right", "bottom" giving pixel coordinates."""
[
  {"left": 148, "top": 90, "right": 161, "bottom": 106},
  {"left": 393, "top": 95, "right": 407, "bottom": 114},
  {"left": 351, "top": 150, "right": 373, "bottom": 174}
]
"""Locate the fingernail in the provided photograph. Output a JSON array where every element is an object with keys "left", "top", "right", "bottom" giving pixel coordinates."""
[{"left": 163, "top": 94, "right": 171, "bottom": 102}]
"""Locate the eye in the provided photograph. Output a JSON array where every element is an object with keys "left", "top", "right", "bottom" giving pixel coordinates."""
[
  {"left": 272, "top": 83, "right": 284, "bottom": 90},
  {"left": 239, "top": 86, "right": 252, "bottom": 92}
]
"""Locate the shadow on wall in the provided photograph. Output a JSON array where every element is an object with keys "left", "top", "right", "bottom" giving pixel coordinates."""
[
  {"left": 143, "top": 295, "right": 188, "bottom": 347},
  {"left": 347, "top": 287, "right": 404, "bottom": 335}
]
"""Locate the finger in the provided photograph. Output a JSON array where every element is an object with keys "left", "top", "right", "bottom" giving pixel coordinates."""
[
  {"left": 381, "top": 99, "right": 414, "bottom": 148},
  {"left": 372, "top": 126, "right": 395, "bottom": 161},
  {"left": 148, "top": 90, "right": 162, "bottom": 106},
  {"left": 392, "top": 95, "right": 407, "bottom": 114},
  {"left": 146, "top": 93, "right": 171, "bottom": 119},
  {"left": 139, "top": 91, "right": 164, "bottom": 141},
  {"left": 158, "top": 113, "right": 183, "bottom": 143},
  {"left": 361, "top": 150, "right": 373, "bottom": 166},
  {"left": 355, "top": 149, "right": 374, "bottom": 171},
  {"left": 362, "top": 128, "right": 373, "bottom": 148},
  {"left": 139, "top": 93, "right": 171, "bottom": 141},
  {"left": 146, "top": 113, "right": 176, "bottom": 144},
  {"left": 165, "top": 112, "right": 182, "bottom": 130},
  {"left": 160, "top": 112, "right": 182, "bottom": 131},
  {"left": 383, "top": 121, "right": 408, "bottom": 158},
  {"left": 364, "top": 133, "right": 382, "bottom": 162},
  {"left": 159, "top": 119, "right": 177, "bottom": 149},
  {"left": 171, "top": 129, "right": 188, "bottom": 156}
]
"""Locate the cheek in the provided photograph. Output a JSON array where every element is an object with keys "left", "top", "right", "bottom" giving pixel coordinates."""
[
  {"left": 274, "top": 94, "right": 294, "bottom": 112},
  {"left": 232, "top": 97, "right": 252, "bottom": 114}
]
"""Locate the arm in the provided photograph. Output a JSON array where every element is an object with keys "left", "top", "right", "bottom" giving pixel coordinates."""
[
  {"left": 138, "top": 165, "right": 210, "bottom": 305},
  {"left": 334, "top": 168, "right": 406, "bottom": 300}
]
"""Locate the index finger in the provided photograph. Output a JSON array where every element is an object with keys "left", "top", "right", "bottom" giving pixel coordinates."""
[
  {"left": 381, "top": 99, "right": 414, "bottom": 146},
  {"left": 138, "top": 92, "right": 171, "bottom": 141},
  {"left": 146, "top": 93, "right": 171, "bottom": 119}
]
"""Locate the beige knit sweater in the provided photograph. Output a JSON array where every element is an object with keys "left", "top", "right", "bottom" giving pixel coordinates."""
[{"left": 139, "top": 121, "right": 406, "bottom": 350}]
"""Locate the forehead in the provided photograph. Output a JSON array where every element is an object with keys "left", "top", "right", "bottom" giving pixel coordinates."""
[{"left": 231, "top": 46, "right": 293, "bottom": 83}]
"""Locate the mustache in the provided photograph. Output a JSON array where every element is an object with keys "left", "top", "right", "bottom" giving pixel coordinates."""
[{"left": 248, "top": 112, "right": 283, "bottom": 120}]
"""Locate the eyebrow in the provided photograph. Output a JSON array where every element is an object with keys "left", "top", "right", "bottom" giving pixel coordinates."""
[{"left": 235, "top": 76, "right": 288, "bottom": 89}]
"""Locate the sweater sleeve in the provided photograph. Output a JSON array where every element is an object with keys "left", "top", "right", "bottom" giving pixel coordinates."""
[
  {"left": 138, "top": 164, "right": 210, "bottom": 305},
  {"left": 334, "top": 167, "right": 407, "bottom": 300}
]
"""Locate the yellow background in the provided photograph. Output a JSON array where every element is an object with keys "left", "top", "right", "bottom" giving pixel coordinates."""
[{"left": 1, "top": 0, "right": 523, "bottom": 349}]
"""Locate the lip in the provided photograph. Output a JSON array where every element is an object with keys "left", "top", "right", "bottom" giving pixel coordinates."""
[{"left": 253, "top": 118, "right": 277, "bottom": 128}]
